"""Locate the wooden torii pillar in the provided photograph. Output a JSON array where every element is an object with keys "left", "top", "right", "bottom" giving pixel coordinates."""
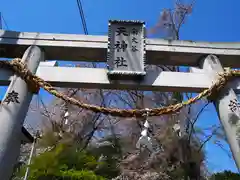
[{"left": 1, "top": 20, "right": 240, "bottom": 178}]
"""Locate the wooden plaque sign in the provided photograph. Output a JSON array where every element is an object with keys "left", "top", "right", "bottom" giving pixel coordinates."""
[{"left": 107, "top": 20, "right": 146, "bottom": 80}]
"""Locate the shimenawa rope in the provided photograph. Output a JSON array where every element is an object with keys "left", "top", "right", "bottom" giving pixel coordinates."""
[{"left": 0, "top": 58, "right": 239, "bottom": 117}]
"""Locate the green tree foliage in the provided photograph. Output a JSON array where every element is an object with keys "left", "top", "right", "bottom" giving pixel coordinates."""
[
  {"left": 88, "top": 136, "right": 122, "bottom": 179},
  {"left": 209, "top": 170, "right": 240, "bottom": 180},
  {"left": 16, "top": 141, "right": 120, "bottom": 179}
]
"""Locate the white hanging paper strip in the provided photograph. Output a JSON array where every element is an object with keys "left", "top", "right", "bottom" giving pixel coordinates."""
[
  {"left": 136, "top": 108, "right": 153, "bottom": 152},
  {"left": 144, "top": 120, "right": 150, "bottom": 128},
  {"left": 136, "top": 136, "right": 153, "bottom": 152},
  {"left": 141, "top": 129, "right": 148, "bottom": 136},
  {"left": 64, "top": 119, "right": 69, "bottom": 125},
  {"left": 173, "top": 123, "right": 181, "bottom": 137},
  {"left": 136, "top": 138, "right": 141, "bottom": 149},
  {"left": 173, "top": 123, "right": 180, "bottom": 131},
  {"left": 64, "top": 111, "right": 69, "bottom": 118}
]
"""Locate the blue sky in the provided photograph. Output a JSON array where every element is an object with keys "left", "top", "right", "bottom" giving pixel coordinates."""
[{"left": 0, "top": 0, "right": 240, "bottom": 173}]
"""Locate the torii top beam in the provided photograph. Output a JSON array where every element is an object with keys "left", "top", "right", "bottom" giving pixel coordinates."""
[{"left": 1, "top": 30, "right": 240, "bottom": 67}]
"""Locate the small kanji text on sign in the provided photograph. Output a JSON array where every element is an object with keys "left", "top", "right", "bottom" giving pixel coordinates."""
[{"left": 113, "top": 26, "right": 141, "bottom": 68}]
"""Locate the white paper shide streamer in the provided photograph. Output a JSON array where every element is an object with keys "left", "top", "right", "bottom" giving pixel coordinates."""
[
  {"left": 173, "top": 119, "right": 181, "bottom": 137},
  {"left": 64, "top": 111, "right": 69, "bottom": 125},
  {"left": 136, "top": 108, "right": 153, "bottom": 152},
  {"left": 63, "top": 106, "right": 71, "bottom": 133}
]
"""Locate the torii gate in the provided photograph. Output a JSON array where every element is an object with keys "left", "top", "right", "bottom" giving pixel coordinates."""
[{"left": 1, "top": 20, "right": 240, "bottom": 178}]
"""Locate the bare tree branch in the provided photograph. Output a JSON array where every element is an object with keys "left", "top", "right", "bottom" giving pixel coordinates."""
[
  {"left": 188, "top": 102, "right": 210, "bottom": 142},
  {"left": 198, "top": 126, "right": 221, "bottom": 152}
]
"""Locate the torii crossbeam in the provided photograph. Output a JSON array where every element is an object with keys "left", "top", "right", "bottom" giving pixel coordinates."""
[{"left": 1, "top": 30, "right": 240, "bottom": 92}]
